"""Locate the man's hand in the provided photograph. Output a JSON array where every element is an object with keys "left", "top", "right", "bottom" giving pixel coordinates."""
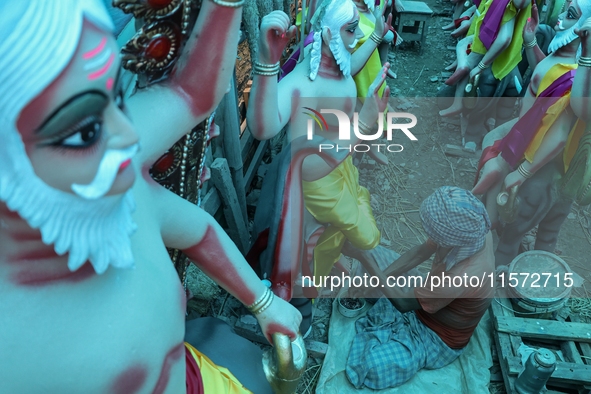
[
  {"left": 258, "top": 11, "right": 297, "bottom": 64},
  {"left": 523, "top": 3, "right": 539, "bottom": 44},
  {"left": 575, "top": 16, "right": 591, "bottom": 56},
  {"left": 373, "top": 3, "right": 393, "bottom": 39},
  {"left": 255, "top": 295, "right": 303, "bottom": 345}
]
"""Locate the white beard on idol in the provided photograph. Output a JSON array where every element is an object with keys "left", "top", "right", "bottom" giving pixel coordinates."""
[
  {"left": 0, "top": 0, "right": 138, "bottom": 275},
  {"left": 309, "top": 0, "right": 356, "bottom": 80},
  {"left": 548, "top": 25, "right": 581, "bottom": 56}
]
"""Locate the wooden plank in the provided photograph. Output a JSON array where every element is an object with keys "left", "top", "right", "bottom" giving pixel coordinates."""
[
  {"left": 492, "top": 295, "right": 523, "bottom": 354},
  {"left": 244, "top": 140, "right": 269, "bottom": 191},
  {"left": 561, "top": 340, "right": 584, "bottom": 364},
  {"left": 240, "top": 126, "right": 255, "bottom": 160},
  {"left": 233, "top": 319, "right": 328, "bottom": 358},
  {"left": 210, "top": 158, "right": 250, "bottom": 253},
  {"left": 496, "top": 316, "right": 591, "bottom": 344},
  {"left": 507, "top": 356, "right": 591, "bottom": 385},
  {"left": 570, "top": 315, "right": 591, "bottom": 366},
  {"left": 217, "top": 71, "right": 248, "bottom": 225},
  {"left": 201, "top": 187, "right": 222, "bottom": 215}
]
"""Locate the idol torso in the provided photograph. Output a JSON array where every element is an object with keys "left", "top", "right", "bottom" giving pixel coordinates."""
[{"left": 0, "top": 175, "right": 187, "bottom": 394}]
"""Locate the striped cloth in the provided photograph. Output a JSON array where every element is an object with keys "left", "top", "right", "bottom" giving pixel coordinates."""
[
  {"left": 346, "top": 299, "right": 464, "bottom": 389},
  {"left": 420, "top": 187, "right": 490, "bottom": 270}
]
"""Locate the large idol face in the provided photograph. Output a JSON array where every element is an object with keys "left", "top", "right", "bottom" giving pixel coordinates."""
[
  {"left": 16, "top": 19, "right": 139, "bottom": 197},
  {"left": 341, "top": 8, "right": 365, "bottom": 53},
  {"left": 556, "top": 0, "right": 582, "bottom": 32}
]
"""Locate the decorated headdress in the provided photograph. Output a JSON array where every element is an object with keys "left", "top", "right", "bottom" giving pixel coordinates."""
[
  {"left": 309, "top": 0, "right": 356, "bottom": 80},
  {"left": 0, "top": 0, "right": 137, "bottom": 274}
]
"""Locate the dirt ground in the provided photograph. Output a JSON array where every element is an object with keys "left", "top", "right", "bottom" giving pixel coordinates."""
[{"left": 193, "top": 1, "right": 591, "bottom": 392}]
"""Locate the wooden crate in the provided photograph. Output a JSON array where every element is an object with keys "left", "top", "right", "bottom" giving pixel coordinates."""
[{"left": 491, "top": 289, "right": 591, "bottom": 394}]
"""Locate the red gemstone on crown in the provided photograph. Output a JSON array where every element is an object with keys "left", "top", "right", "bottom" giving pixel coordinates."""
[
  {"left": 153, "top": 152, "right": 175, "bottom": 173},
  {"left": 147, "top": 0, "right": 174, "bottom": 10},
  {"left": 146, "top": 36, "right": 171, "bottom": 62}
]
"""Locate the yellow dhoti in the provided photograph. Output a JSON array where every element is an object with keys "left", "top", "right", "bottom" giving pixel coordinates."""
[
  {"left": 185, "top": 343, "right": 253, "bottom": 394},
  {"left": 302, "top": 156, "right": 381, "bottom": 282}
]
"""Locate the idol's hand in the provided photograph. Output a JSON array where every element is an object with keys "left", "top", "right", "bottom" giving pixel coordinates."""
[
  {"left": 258, "top": 11, "right": 297, "bottom": 64},
  {"left": 523, "top": 3, "right": 539, "bottom": 45},
  {"left": 469, "top": 65, "right": 483, "bottom": 80},
  {"left": 362, "top": 63, "right": 391, "bottom": 118},
  {"left": 373, "top": 3, "right": 393, "bottom": 39},
  {"left": 503, "top": 169, "right": 527, "bottom": 191},
  {"left": 255, "top": 294, "right": 303, "bottom": 345},
  {"left": 575, "top": 17, "right": 591, "bottom": 56}
]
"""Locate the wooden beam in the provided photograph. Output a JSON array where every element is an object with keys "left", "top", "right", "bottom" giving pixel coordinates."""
[
  {"left": 444, "top": 144, "right": 482, "bottom": 159},
  {"left": 495, "top": 316, "right": 591, "bottom": 343},
  {"left": 219, "top": 71, "right": 248, "bottom": 225},
  {"left": 244, "top": 139, "right": 269, "bottom": 191},
  {"left": 210, "top": 158, "right": 250, "bottom": 253},
  {"left": 570, "top": 315, "right": 591, "bottom": 365},
  {"left": 201, "top": 187, "right": 222, "bottom": 215}
]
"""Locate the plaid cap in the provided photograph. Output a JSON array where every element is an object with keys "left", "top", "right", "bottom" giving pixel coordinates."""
[{"left": 420, "top": 187, "right": 490, "bottom": 270}]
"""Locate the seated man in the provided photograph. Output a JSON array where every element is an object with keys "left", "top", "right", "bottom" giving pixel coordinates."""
[
  {"left": 345, "top": 187, "right": 494, "bottom": 389},
  {"left": 246, "top": 0, "right": 390, "bottom": 293}
]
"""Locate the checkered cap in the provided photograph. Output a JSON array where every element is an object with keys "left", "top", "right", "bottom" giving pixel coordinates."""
[{"left": 420, "top": 187, "right": 490, "bottom": 270}]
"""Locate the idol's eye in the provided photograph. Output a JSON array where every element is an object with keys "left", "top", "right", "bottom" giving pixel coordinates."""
[
  {"left": 52, "top": 117, "right": 103, "bottom": 148},
  {"left": 567, "top": 8, "right": 576, "bottom": 18}
]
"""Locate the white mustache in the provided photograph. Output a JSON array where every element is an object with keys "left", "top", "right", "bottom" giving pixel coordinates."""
[
  {"left": 349, "top": 38, "right": 359, "bottom": 49},
  {"left": 72, "top": 143, "right": 139, "bottom": 200},
  {"left": 558, "top": 20, "right": 565, "bottom": 30}
]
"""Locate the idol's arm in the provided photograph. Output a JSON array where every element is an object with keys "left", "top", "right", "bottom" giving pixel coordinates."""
[
  {"left": 571, "top": 18, "right": 591, "bottom": 122},
  {"left": 522, "top": 4, "right": 545, "bottom": 70},
  {"left": 154, "top": 187, "right": 302, "bottom": 344},
  {"left": 503, "top": 109, "right": 575, "bottom": 189},
  {"left": 351, "top": 5, "right": 392, "bottom": 76},
  {"left": 246, "top": 11, "right": 297, "bottom": 141},
  {"left": 129, "top": 0, "right": 242, "bottom": 164}
]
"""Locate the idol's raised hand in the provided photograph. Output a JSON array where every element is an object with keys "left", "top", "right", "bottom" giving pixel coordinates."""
[{"left": 258, "top": 11, "right": 298, "bottom": 64}]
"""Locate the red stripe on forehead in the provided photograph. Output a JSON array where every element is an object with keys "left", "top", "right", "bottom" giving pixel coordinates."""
[
  {"left": 88, "top": 53, "right": 115, "bottom": 80},
  {"left": 82, "top": 36, "right": 107, "bottom": 60}
]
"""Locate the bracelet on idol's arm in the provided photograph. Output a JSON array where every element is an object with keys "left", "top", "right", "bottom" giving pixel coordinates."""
[
  {"left": 523, "top": 37, "right": 537, "bottom": 48},
  {"left": 517, "top": 162, "right": 533, "bottom": 179},
  {"left": 578, "top": 56, "right": 591, "bottom": 68},
  {"left": 253, "top": 61, "right": 281, "bottom": 76},
  {"left": 246, "top": 286, "right": 274, "bottom": 315}
]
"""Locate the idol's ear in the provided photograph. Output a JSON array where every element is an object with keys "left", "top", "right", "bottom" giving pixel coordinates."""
[{"left": 322, "top": 26, "right": 332, "bottom": 46}]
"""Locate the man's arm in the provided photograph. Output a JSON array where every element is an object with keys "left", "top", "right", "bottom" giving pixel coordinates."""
[
  {"left": 571, "top": 18, "right": 591, "bottom": 122},
  {"left": 246, "top": 11, "right": 297, "bottom": 140},
  {"left": 383, "top": 240, "right": 436, "bottom": 277},
  {"left": 130, "top": 0, "right": 242, "bottom": 165}
]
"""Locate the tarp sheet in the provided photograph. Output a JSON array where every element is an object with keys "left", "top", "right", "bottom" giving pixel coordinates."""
[{"left": 316, "top": 299, "right": 493, "bottom": 394}]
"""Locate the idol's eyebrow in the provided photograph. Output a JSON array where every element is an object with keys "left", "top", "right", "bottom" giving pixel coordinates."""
[
  {"left": 348, "top": 20, "right": 359, "bottom": 28},
  {"left": 36, "top": 90, "right": 108, "bottom": 135},
  {"left": 568, "top": 5, "right": 580, "bottom": 16}
]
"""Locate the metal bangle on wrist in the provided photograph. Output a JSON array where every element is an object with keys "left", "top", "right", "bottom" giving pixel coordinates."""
[
  {"left": 477, "top": 60, "right": 489, "bottom": 70},
  {"left": 517, "top": 163, "right": 533, "bottom": 179},
  {"left": 369, "top": 32, "right": 383, "bottom": 45},
  {"left": 578, "top": 56, "right": 591, "bottom": 68},
  {"left": 523, "top": 37, "right": 537, "bottom": 48},
  {"left": 246, "top": 286, "right": 274, "bottom": 315},
  {"left": 211, "top": 0, "right": 245, "bottom": 7},
  {"left": 358, "top": 118, "right": 375, "bottom": 135},
  {"left": 253, "top": 61, "right": 281, "bottom": 76}
]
